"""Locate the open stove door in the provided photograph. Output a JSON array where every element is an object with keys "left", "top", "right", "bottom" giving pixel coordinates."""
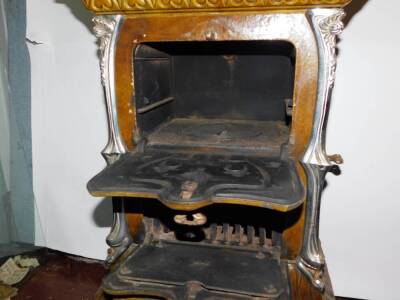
[{"left": 87, "top": 149, "right": 304, "bottom": 211}]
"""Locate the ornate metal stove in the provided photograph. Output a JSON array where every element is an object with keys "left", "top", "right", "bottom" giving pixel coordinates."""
[{"left": 82, "top": 1, "right": 351, "bottom": 299}]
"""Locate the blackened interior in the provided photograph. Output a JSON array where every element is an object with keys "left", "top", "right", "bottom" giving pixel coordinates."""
[
  {"left": 134, "top": 41, "right": 296, "bottom": 153},
  {"left": 88, "top": 41, "right": 302, "bottom": 208}
]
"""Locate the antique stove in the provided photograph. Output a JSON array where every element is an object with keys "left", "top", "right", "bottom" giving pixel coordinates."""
[{"left": 82, "top": 0, "right": 351, "bottom": 299}]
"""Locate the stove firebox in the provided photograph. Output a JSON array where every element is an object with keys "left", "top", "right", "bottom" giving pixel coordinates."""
[
  {"left": 134, "top": 41, "right": 295, "bottom": 142},
  {"left": 81, "top": 1, "right": 353, "bottom": 299}
]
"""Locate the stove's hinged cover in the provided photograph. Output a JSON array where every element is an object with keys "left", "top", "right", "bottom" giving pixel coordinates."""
[{"left": 88, "top": 150, "right": 304, "bottom": 211}]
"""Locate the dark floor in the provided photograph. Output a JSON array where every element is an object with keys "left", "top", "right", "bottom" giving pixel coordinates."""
[
  {"left": 1, "top": 248, "right": 360, "bottom": 300},
  {"left": 6, "top": 249, "right": 106, "bottom": 300}
]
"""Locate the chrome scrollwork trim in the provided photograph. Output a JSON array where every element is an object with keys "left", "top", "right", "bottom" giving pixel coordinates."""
[
  {"left": 93, "top": 15, "right": 127, "bottom": 164},
  {"left": 298, "top": 8, "right": 346, "bottom": 291},
  {"left": 297, "top": 163, "right": 329, "bottom": 291},
  {"left": 93, "top": 15, "right": 132, "bottom": 265},
  {"left": 302, "top": 8, "right": 345, "bottom": 166}
]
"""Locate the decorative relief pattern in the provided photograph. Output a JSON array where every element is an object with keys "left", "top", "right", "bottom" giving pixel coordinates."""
[
  {"left": 93, "top": 16, "right": 115, "bottom": 86},
  {"left": 92, "top": 16, "right": 133, "bottom": 266},
  {"left": 302, "top": 8, "right": 345, "bottom": 166},
  {"left": 83, "top": 0, "right": 350, "bottom": 12},
  {"left": 298, "top": 8, "right": 346, "bottom": 291},
  {"left": 93, "top": 15, "right": 127, "bottom": 164},
  {"left": 316, "top": 9, "right": 345, "bottom": 88}
]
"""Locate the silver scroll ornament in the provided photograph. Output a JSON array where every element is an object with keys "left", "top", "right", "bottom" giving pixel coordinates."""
[
  {"left": 93, "top": 15, "right": 127, "bottom": 164},
  {"left": 93, "top": 15, "right": 133, "bottom": 265},
  {"left": 298, "top": 8, "right": 345, "bottom": 292},
  {"left": 302, "top": 8, "right": 345, "bottom": 167}
]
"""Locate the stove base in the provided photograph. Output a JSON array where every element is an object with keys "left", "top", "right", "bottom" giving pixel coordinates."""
[
  {"left": 101, "top": 241, "right": 290, "bottom": 299},
  {"left": 97, "top": 253, "right": 335, "bottom": 300}
]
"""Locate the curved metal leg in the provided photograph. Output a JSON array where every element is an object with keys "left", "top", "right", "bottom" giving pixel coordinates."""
[
  {"left": 93, "top": 15, "right": 127, "bottom": 163},
  {"left": 297, "top": 163, "right": 328, "bottom": 291},
  {"left": 92, "top": 15, "right": 133, "bottom": 265},
  {"left": 298, "top": 8, "right": 346, "bottom": 291},
  {"left": 105, "top": 198, "right": 133, "bottom": 266}
]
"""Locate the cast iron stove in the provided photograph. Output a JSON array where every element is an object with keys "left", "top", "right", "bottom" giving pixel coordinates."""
[{"left": 81, "top": 0, "right": 353, "bottom": 298}]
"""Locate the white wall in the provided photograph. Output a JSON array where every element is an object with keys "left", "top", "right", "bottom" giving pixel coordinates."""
[
  {"left": 322, "top": 1, "right": 400, "bottom": 299},
  {"left": 27, "top": 1, "right": 399, "bottom": 299},
  {"left": 27, "top": 0, "right": 110, "bottom": 258}
]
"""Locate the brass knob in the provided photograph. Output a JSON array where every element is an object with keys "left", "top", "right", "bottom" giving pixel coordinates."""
[
  {"left": 174, "top": 213, "right": 207, "bottom": 226},
  {"left": 328, "top": 154, "right": 343, "bottom": 165}
]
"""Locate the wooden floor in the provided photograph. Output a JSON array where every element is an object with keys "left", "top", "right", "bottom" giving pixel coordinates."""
[
  {"left": 11, "top": 249, "right": 106, "bottom": 300},
  {"left": 2, "top": 249, "right": 360, "bottom": 300}
]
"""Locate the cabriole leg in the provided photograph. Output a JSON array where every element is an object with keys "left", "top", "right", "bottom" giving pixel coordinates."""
[
  {"left": 297, "top": 163, "right": 328, "bottom": 291},
  {"left": 92, "top": 15, "right": 133, "bottom": 265},
  {"left": 298, "top": 8, "right": 346, "bottom": 291},
  {"left": 105, "top": 198, "right": 133, "bottom": 265}
]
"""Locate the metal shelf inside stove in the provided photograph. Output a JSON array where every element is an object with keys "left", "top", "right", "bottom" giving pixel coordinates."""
[{"left": 104, "top": 240, "right": 289, "bottom": 299}]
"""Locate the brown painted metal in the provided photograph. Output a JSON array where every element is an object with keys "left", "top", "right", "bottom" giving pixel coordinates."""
[
  {"left": 113, "top": 10, "right": 319, "bottom": 298},
  {"left": 116, "top": 12, "right": 318, "bottom": 160},
  {"left": 83, "top": 1, "right": 351, "bottom": 298},
  {"left": 112, "top": 12, "right": 315, "bottom": 211},
  {"left": 114, "top": 11, "right": 317, "bottom": 259}
]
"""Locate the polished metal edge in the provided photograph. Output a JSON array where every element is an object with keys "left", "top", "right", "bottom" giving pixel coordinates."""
[
  {"left": 93, "top": 15, "right": 132, "bottom": 265},
  {"left": 297, "top": 256, "right": 325, "bottom": 292},
  {"left": 93, "top": 15, "right": 127, "bottom": 164},
  {"left": 105, "top": 198, "right": 133, "bottom": 266},
  {"left": 298, "top": 8, "right": 345, "bottom": 291},
  {"left": 297, "top": 163, "right": 328, "bottom": 292},
  {"left": 302, "top": 8, "right": 345, "bottom": 166}
]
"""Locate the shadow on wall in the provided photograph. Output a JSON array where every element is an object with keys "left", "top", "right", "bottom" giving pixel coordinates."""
[
  {"left": 54, "top": 0, "right": 93, "bottom": 32},
  {"left": 54, "top": 0, "right": 111, "bottom": 228},
  {"left": 93, "top": 197, "right": 113, "bottom": 228},
  {"left": 344, "top": 0, "right": 369, "bottom": 26}
]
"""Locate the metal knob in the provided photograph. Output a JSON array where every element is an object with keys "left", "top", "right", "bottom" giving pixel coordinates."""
[
  {"left": 174, "top": 213, "right": 207, "bottom": 226},
  {"left": 328, "top": 154, "right": 343, "bottom": 165}
]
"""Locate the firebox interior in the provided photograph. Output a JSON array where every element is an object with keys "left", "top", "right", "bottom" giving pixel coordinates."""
[
  {"left": 134, "top": 41, "right": 295, "bottom": 155},
  {"left": 87, "top": 40, "right": 303, "bottom": 210}
]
